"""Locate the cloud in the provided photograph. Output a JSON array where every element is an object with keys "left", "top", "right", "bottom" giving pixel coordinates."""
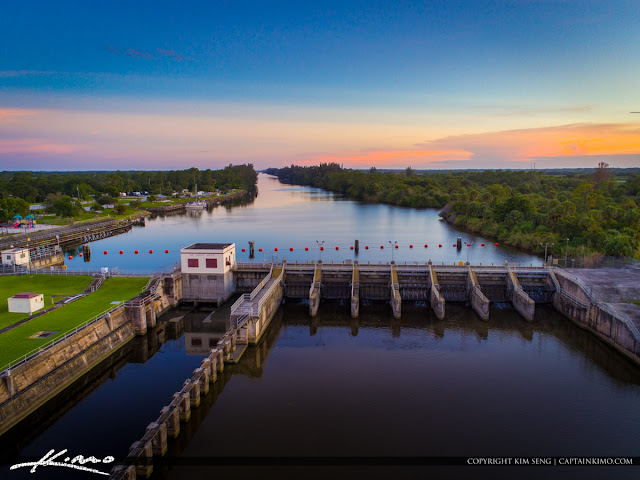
[
  {"left": 0, "top": 70, "right": 54, "bottom": 78},
  {"left": 0, "top": 139, "right": 79, "bottom": 155},
  {"left": 418, "top": 122, "right": 640, "bottom": 167},
  {"left": 107, "top": 47, "right": 193, "bottom": 62},
  {"left": 0, "top": 108, "right": 38, "bottom": 123},
  {"left": 157, "top": 48, "right": 194, "bottom": 62},
  {"left": 107, "top": 46, "right": 154, "bottom": 59}
]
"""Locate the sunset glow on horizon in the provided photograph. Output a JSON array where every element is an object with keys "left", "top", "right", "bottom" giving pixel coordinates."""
[{"left": 1, "top": 1, "right": 639, "bottom": 171}]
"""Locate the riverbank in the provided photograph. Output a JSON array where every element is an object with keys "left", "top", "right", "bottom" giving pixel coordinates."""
[
  {"left": 265, "top": 166, "right": 640, "bottom": 263},
  {"left": 0, "top": 274, "right": 161, "bottom": 436}
]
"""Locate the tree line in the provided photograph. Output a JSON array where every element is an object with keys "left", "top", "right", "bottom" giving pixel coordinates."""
[
  {"left": 265, "top": 163, "right": 640, "bottom": 259},
  {"left": 0, "top": 164, "right": 258, "bottom": 220}
]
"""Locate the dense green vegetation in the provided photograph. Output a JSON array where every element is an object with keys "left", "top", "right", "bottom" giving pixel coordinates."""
[
  {"left": 266, "top": 164, "right": 640, "bottom": 259},
  {"left": 0, "top": 164, "right": 258, "bottom": 220},
  {"left": 0, "top": 276, "right": 148, "bottom": 367},
  {"left": 0, "top": 275, "right": 93, "bottom": 330}
]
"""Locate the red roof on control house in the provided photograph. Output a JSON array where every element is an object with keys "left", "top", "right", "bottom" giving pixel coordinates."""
[{"left": 12, "top": 292, "right": 40, "bottom": 299}]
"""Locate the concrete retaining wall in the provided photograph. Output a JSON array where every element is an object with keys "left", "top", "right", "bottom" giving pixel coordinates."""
[
  {"left": 554, "top": 274, "right": 640, "bottom": 365},
  {"left": 0, "top": 306, "right": 133, "bottom": 435}
]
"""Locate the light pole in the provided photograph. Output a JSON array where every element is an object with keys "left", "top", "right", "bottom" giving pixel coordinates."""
[
  {"left": 388, "top": 240, "right": 397, "bottom": 263},
  {"left": 564, "top": 238, "right": 569, "bottom": 268},
  {"left": 27, "top": 237, "right": 31, "bottom": 275},
  {"left": 539, "top": 242, "right": 554, "bottom": 265},
  {"left": 316, "top": 240, "right": 325, "bottom": 262}
]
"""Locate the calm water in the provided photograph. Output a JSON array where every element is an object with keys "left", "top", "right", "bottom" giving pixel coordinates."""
[
  {"left": 2, "top": 175, "right": 640, "bottom": 479},
  {"left": 63, "top": 173, "right": 542, "bottom": 272}
]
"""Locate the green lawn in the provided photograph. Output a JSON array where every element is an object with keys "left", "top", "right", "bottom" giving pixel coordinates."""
[
  {"left": 0, "top": 275, "right": 93, "bottom": 330},
  {"left": 0, "top": 276, "right": 148, "bottom": 368}
]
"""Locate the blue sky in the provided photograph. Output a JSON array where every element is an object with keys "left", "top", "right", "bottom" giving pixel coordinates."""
[{"left": 1, "top": 0, "right": 639, "bottom": 170}]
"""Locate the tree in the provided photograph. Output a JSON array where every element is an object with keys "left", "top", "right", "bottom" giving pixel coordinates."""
[{"left": 0, "top": 197, "right": 29, "bottom": 221}]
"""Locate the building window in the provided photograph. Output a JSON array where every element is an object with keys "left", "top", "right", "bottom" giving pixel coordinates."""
[
  {"left": 188, "top": 258, "right": 199, "bottom": 268},
  {"left": 191, "top": 337, "right": 202, "bottom": 347},
  {"left": 206, "top": 258, "right": 217, "bottom": 268}
]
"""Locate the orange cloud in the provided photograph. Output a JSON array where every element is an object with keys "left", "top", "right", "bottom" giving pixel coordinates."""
[
  {"left": 0, "top": 139, "right": 79, "bottom": 155},
  {"left": 311, "top": 149, "right": 472, "bottom": 167},
  {"left": 422, "top": 122, "right": 640, "bottom": 166},
  {"left": 0, "top": 108, "right": 39, "bottom": 123}
]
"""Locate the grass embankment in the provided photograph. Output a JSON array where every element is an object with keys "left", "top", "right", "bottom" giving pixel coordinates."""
[
  {"left": 0, "top": 275, "right": 93, "bottom": 330},
  {"left": 37, "top": 206, "right": 142, "bottom": 226},
  {"left": 0, "top": 276, "right": 148, "bottom": 368}
]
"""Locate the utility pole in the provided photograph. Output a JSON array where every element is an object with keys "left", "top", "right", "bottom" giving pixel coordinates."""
[
  {"left": 540, "top": 242, "right": 554, "bottom": 265},
  {"left": 316, "top": 240, "right": 325, "bottom": 262},
  {"left": 388, "top": 240, "right": 397, "bottom": 263}
]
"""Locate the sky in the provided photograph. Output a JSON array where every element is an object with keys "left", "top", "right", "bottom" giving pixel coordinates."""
[{"left": 1, "top": 0, "right": 639, "bottom": 171}]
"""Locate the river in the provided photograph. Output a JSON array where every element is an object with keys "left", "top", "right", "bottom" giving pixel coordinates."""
[{"left": 2, "top": 174, "right": 639, "bottom": 480}]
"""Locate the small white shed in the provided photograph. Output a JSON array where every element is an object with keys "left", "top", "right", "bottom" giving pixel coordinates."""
[{"left": 8, "top": 292, "right": 44, "bottom": 314}]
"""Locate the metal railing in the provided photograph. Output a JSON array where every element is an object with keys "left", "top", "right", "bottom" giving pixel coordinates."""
[
  {"left": 257, "top": 268, "right": 284, "bottom": 314},
  {"left": 0, "top": 303, "right": 126, "bottom": 374}
]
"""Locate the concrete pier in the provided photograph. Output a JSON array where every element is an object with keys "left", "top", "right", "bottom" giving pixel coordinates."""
[
  {"left": 429, "top": 264, "right": 446, "bottom": 320},
  {"left": 309, "top": 267, "right": 321, "bottom": 317},
  {"left": 390, "top": 266, "right": 401, "bottom": 320},
  {"left": 351, "top": 267, "right": 360, "bottom": 318},
  {"left": 468, "top": 267, "right": 490, "bottom": 320},
  {"left": 506, "top": 264, "right": 535, "bottom": 321}
]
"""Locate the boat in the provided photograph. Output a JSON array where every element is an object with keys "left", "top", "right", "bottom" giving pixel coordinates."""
[{"left": 185, "top": 184, "right": 207, "bottom": 210}]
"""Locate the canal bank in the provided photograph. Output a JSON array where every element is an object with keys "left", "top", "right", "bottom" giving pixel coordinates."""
[
  {"left": 1, "top": 175, "right": 639, "bottom": 480},
  {"left": 0, "top": 274, "right": 175, "bottom": 436}
]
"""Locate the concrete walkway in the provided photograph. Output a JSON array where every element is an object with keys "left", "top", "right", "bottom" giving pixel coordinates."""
[{"left": 568, "top": 267, "right": 640, "bottom": 334}]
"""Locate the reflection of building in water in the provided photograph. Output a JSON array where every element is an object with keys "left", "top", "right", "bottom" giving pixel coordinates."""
[{"left": 183, "top": 308, "right": 229, "bottom": 356}]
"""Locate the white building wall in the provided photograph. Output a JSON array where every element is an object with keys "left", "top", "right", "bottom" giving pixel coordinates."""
[
  {"left": 8, "top": 294, "right": 44, "bottom": 314},
  {"left": 2, "top": 248, "right": 30, "bottom": 267},
  {"left": 180, "top": 245, "right": 236, "bottom": 275}
]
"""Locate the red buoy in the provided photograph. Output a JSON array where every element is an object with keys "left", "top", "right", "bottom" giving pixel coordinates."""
[
  {"left": 135, "top": 250, "right": 139, "bottom": 254},
  {"left": 395, "top": 245, "right": 398, "bottom": 249},
  {"left": 149, "top": 249, "right": 153, "bottom": 254},
  {"left": 453, "top": 244, "right": 456, "bottom": 247},
  {"left": 119, "top": 250, "right": 123, "bottom": 254},
  {"left": 305, "top": 247, "right": 309, "bottom": 251},
  {"left": 495, "top": 243, "right": 499, "bottom": 246},
  {"left": 481, "top": 243, "right": 485, "bottom": 247},
  {"left": 335, "top": 246, "right": 339, "bottom": 250},
  {"left": 68, "top": 255, "right": 72, "bottom": 260},
  {"left": 79, "top": 253, "right": 83, "bottom": 257},
  {"left": 290, "top": 247, "right": 293, "bottom": 251},
  {"left": 242, "top": 248, "right": 245, "bottom": 252},
  {"left": 259, "top": 248, "right": 262, "bottom": 252},
  {"left": 438, "top": 244, "right": 442, "bottom": 247},
  {"left": 104, "top": 250, "right": 108, "bottom": 255},
  {"left": 365, "top": 246, "right": 369, "bottom": 249},
  {"left": 320, "top": 246, "right": 324, "bottom": 251},
  {"left": 410, "top": 245, "right": 413, "bottom": 248},
  {"left": 425, "top": 244, "right": 428, "bottom": 248},
  {"left": 350, "top": 246, "right": 354, "bottom": 250},
  {"left": 467, "top": 243, "right": 470, "bottom": 247},
  {"left": 274, "top": 248, "right": 278, "bottom": 252},
  {"left": 165, "top": 249, "right": 169, "bottom": 253},
  {"left": 380, "top": 245, "right": 384, "bottom": 249}
]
